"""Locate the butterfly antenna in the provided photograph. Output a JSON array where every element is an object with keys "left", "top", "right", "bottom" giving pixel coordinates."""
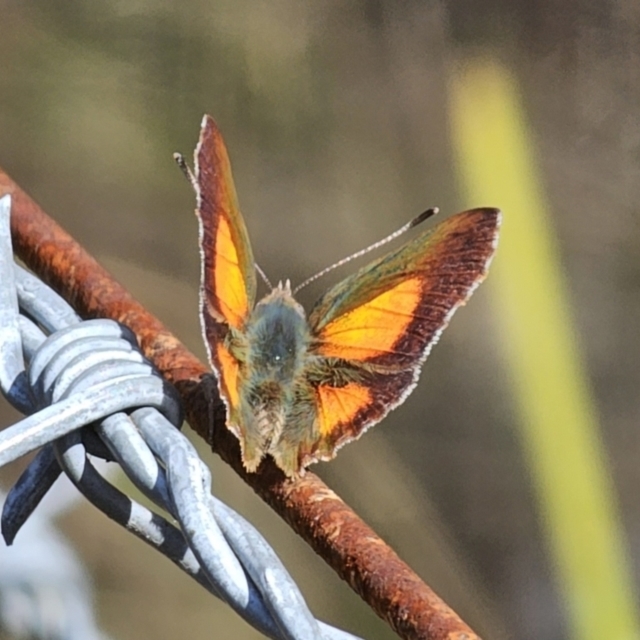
[
  {"left": 255, "top": 263, "right": 273, "bottom": 289},
  {"left": 293, "top": 207, "right": 439, "bottom": 294},
  {"left": 173, "top": 152, "right": 199, "bottom": 192}
]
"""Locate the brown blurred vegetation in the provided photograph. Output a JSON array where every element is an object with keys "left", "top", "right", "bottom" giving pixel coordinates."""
[{"left": 1, "top": 1, "right": 640, "bottom": 639}]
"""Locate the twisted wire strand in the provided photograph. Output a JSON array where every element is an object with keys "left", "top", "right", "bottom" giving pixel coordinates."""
[{"left": 0, "top": 195, "right": 363, "bottom": 640}]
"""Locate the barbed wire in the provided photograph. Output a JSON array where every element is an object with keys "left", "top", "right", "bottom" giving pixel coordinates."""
[{"left": 0, "top": 194, "right": 363, "bottom": 640}]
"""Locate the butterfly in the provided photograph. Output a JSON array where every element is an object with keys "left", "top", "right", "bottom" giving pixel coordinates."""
[{"left": 178, "top": 115, "right": 500, "bottom": 478}]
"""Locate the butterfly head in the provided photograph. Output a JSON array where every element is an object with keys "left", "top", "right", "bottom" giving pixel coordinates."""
[{"left": 245, "top": 282, "right": 309, "bottom": 384}]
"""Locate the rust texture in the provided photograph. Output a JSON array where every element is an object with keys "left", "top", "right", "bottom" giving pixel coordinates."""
[{"left": 0, "top": 168, "right": 481, "bottom": 640}]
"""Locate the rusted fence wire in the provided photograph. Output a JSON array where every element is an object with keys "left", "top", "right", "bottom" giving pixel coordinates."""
[{"left": 0, "top": 169, "right": 481, "bottom": 640}]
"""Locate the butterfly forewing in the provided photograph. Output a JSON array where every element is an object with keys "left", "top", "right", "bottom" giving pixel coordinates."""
[
  {"left": 196, "top": 115, "right": 256, "bottom": 330},
  {"left": 303, "top": 208, "right": 501, "bottom": 463},
  {"left": 309, "top": 208, "right": 500, "bottom": 368},
  {"left": 195, "top": 115, "right": 257, "bottom": 416}
]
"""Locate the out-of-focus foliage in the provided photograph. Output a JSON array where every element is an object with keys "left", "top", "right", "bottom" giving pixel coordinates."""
[
  {"left": 1, "top": 2, "right": 640, "bottom": 639},
  {"left": 450, "top": 57, "right": 639, "bottom": 640}
]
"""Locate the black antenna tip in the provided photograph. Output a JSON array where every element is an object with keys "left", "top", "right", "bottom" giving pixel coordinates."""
[
  {"left": 410, "top": 207, "right": 439, "bottom": 229},
  {"left": 174, "top": 152, "right": 198, "bottom": 190}
]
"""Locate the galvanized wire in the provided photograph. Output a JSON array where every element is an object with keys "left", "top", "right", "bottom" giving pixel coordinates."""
[{"left": 0, "top": 194, "right": 363, "bottom": 640}]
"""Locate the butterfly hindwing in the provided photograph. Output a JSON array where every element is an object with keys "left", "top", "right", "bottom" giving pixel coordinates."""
[
  {"left": 195, "top": 115, "right": 256, "bottom": 417},
  {"left": 295, "top": 368, "right": 415, "bottom": 468},
  {"left": 305, "top": 208, "right": 501, "bottom": 458}
]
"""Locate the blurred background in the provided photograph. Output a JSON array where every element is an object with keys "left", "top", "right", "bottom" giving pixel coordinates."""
[{"left": 1, "top": 1, "right": 640, "bottom": 639}]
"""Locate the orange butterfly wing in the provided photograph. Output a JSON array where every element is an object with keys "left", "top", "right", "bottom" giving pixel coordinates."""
[
  {"left": 195, "top": 115, "right": 256, "bottom": 417},
  {"left": 304, "top": 208, "right": 501, "bottom": 462}
]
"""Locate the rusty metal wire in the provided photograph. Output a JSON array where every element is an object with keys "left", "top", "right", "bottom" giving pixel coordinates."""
[
  {"left": 0, "top": 168, "right": 482, "bottom": 640},
  {"left": 0, "top": 194, "right": 363, "bottom": 640}
]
